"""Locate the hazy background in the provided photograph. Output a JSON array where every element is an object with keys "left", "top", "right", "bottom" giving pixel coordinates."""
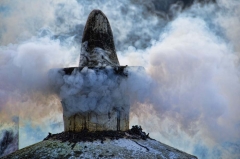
[{"left": 0, "top": 0, "right": 240, "bottom": 158}]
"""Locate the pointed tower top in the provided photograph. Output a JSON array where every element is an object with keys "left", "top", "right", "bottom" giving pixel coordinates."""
[{"left": 79, "top": 9, "right": 120, "bottom": 67}]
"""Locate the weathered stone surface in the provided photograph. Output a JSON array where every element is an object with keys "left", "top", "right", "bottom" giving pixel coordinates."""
[
  {"left": 79, "top": 9, "right": 119, "bottom": 66},
  {"left": 2, "top": 126, "right": 197, "bottom": 158},
  {"left": 2, "top": 138, "right": 197, "bottom": 159},
  {"left": 63, "top": 110, "right": 129, "bottom": 132},
  {"left": 59, "top": 9, "right": 126, "bottom": 132},
  {"left": 55, "top": 66, "right": 131, "bottom": 132}
]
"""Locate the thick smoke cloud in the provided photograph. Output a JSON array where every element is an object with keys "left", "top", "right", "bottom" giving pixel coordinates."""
[
  {"left": 0, "top": 0, "right": 240, "bottom": 158},
  {"left": 0, "top": 0, "right": 56, "bottom": 45},
  {"left": 127, "top": 14, "right": 240, "bottom": 158},
  {"left": 0, "top": 36, "right": 78, "bottom": 149}
]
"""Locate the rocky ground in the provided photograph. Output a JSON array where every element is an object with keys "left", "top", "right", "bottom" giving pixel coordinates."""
[{"left": 2, "top": 126, "right": 197, "bottom": 159}]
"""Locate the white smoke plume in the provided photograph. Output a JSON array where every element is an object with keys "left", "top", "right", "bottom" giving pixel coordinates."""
[
  {"left": 0, "top": 0, "right": 240, "bottom": 158},
  {"left": 128, "top": 14, "right": 240, "bottom": 158},
  {"left": 0, "top": 37, "right": 76, "bottom": 150}
]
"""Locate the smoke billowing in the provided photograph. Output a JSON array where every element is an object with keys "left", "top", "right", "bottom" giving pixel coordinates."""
[{"left": 0, "top": 0, "right": 240, "bottom": 158}]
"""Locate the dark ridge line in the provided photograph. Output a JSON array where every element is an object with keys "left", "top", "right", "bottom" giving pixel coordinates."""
[
  {"left": 43, "top": 125, "right": 150, "bottom": 144},
  {"left": 132, "top": 140, "right": 150, "bottom": 151}
]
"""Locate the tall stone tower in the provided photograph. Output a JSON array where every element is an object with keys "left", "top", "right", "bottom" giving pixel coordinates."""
[
  {"left": 60, "top": 10, "right": 129, "bottom": 132},
  {"left": 2, "top": 10, "right": 198, "bottom": 159}
]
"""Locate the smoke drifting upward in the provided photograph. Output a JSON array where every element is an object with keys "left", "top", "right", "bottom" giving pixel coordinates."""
[
  {"left": 128, "top": 14, "right": 240, "bottom": 158},
  {"left": 126, "top": 1, "right": 240, "bottom": 158},
  {"left": 0, "top": 37, "right": 77, "bottom": 149},
  {"left": 0, "top": 0, "right": 240, "bottom": 158}
]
